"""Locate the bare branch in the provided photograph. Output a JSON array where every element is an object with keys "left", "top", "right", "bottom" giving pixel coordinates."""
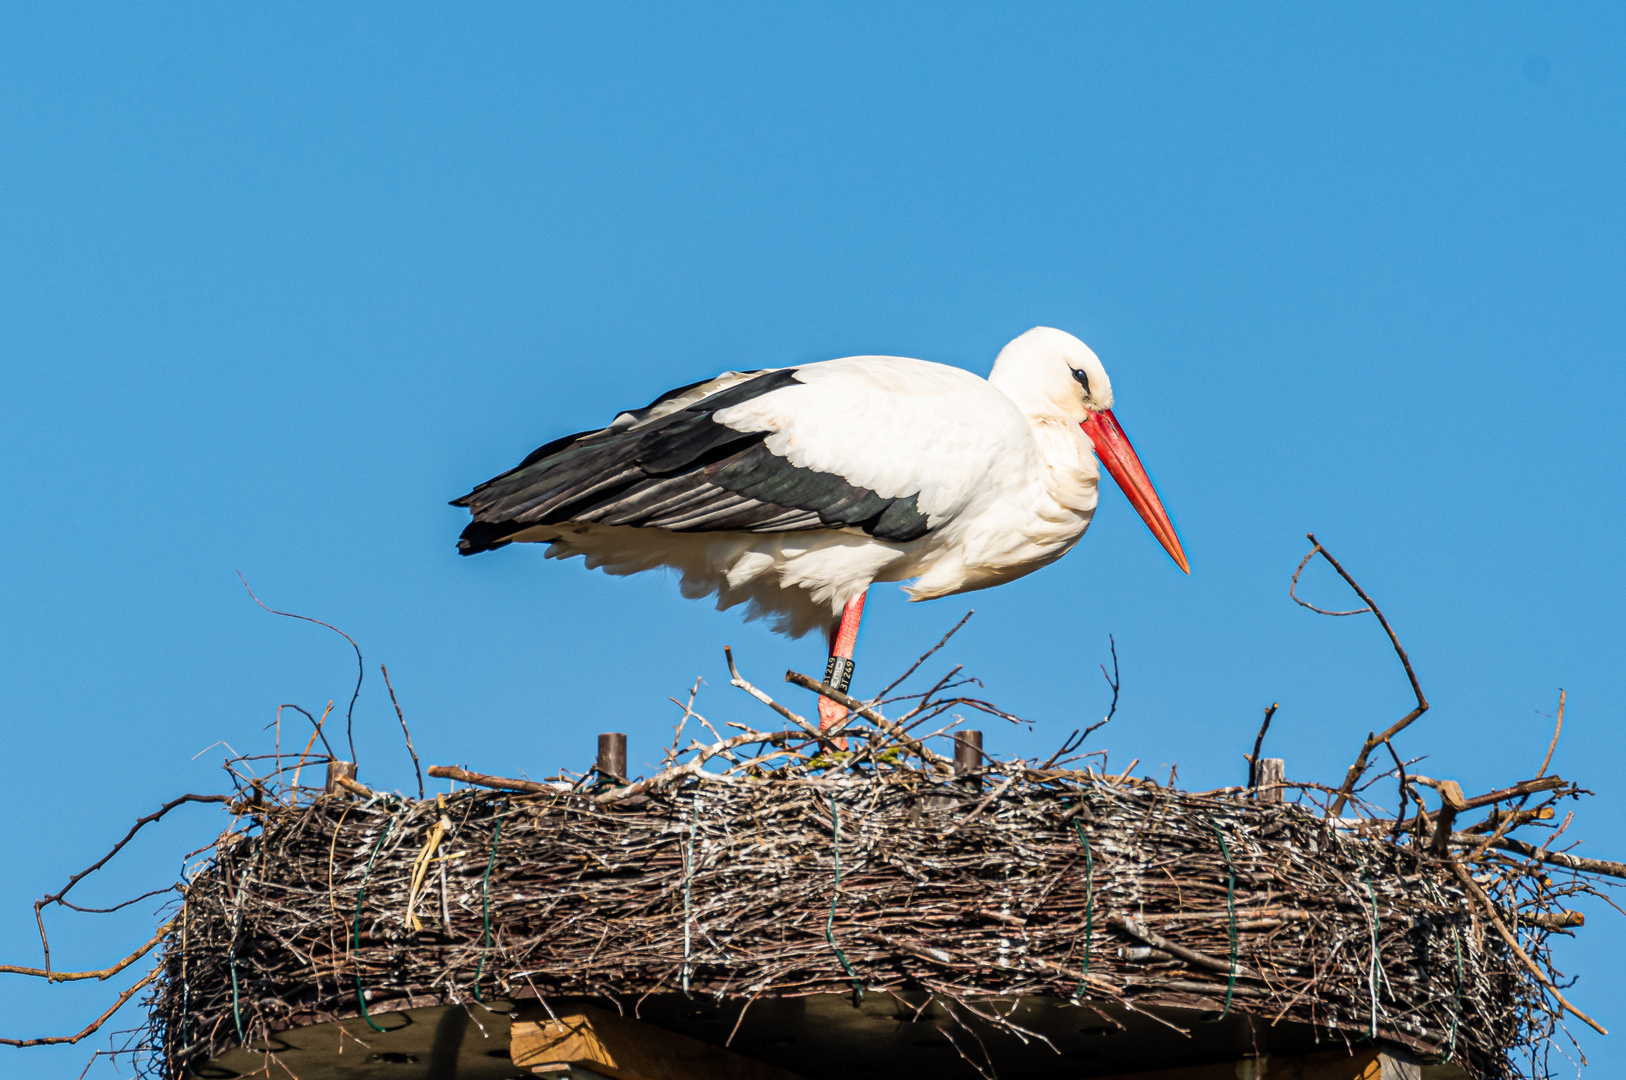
[
  {"left": 1536, "top": 689, "right": 1565, "bottom": 779},
  {"left": 785, "top": 670, "right": 952, "bottom": 770},
  {"left": 380, "top": 664, "right": 425, "bottom": 800},
  {"left": 1469, "top": 833, "right": 1626, "bottom": 882},
  {"left": 1450, "top": 862, "right": 1606, "bottom": 1035},
  {"left": 427, "top": 765, "right": 554, "bottom": 794},
  {"left": 56, "top": 885, "right": 176, "bottom": 916},
  {"left": 1082, "top": 635, "right": 1121, "bottom": 743},
  {"left": 1038, "top": 638, "right": 1122, "bottom": 770},
  {"left": 1394, "top": 776, "right": 1569, "bottom": 835},
  {"left": 1291, "top": 535, "right": 1429, "bottom": 816},
  {"left": 724, "top": 647, "right": 819, "bottom": 738},
  {"left": 1246, "top": 702, "right": 1280, "bottom": 792},
  {"left": 1290, "top": 545, "right": 1370, "bottom": 616},
  {"left": 278, "top": 703, "right": 334, "bottom": 761},
  {"left": 0, "top": 966, "right": 160, "bottom": 1047},
  {"left": 876, "top": 610, "right": 974, "bottom": 699},
  {"left": 1, "top": 919, "right": 174, "bottom": 983},
  {"left": 1381, "top": 738, "right": 1410, "bottom": 839},
  {"left": 32, "top": 793, "right": 229, "bottom": 976}
]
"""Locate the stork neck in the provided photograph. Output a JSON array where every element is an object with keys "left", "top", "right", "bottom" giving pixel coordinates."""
[{"left": 1009, "top": 405, "right": 1101, "bottom": 518}]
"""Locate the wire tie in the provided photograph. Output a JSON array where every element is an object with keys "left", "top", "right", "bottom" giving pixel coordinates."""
[
  {"left": 353, "top": 816, "right": 397, "bottom": 1032},
  {"left": 825, "top": 794, "right": 865, "bottom": 1002},
  {"left": 1206, "top": 815, "right": 1238, "bottom": 1020}
]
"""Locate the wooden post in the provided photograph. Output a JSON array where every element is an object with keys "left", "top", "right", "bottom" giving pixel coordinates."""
[
  {"left": 325, "top": 760, "right": 357, "bottom": 796},
  {"left": 954, "top": 731, "right": 983, "bottom": 776},
  {"left": 1256, "top": 758, "right": 1286, "bottom": 804},
  {"left": 598, "top": 733, "right": 628, "bottom": 781}
]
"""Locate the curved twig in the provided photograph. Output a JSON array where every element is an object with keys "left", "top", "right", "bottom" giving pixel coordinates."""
[
  {"left": 32, "top": 794, "right": 229, "bottom": 975},
  {"left": 56, "top": 885, "right": 177, "bottom": 916},
  {"left": 1290, "top": 546, "right": 1371, "bottom": 616},
  {"left": 1293, "top": 536, "right": 1429, "bottom": 816},
  {"left": 238, "top": 573, "right": 365, "bottom": 766},
  {"left": 278, "top": 703, "right": 335, "bottom": 760}
]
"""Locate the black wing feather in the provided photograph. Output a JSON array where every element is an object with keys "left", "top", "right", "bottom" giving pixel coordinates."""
[{"left": 454, "top": 369, "right": 931, "bottom": 554}]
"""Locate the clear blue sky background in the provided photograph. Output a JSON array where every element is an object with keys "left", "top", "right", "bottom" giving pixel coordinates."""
[{"left": 2, "top": 5, "right": 1622, "bottom": 1077}]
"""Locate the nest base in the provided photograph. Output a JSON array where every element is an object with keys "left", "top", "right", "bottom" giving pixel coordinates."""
[{"left": 202, "top": 994, "right": 1473, "bottom": 1080}]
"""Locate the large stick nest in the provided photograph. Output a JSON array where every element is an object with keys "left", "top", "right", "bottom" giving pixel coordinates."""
[{"left": 153, "top": 757, "right": 1563, "bottom": 1080}]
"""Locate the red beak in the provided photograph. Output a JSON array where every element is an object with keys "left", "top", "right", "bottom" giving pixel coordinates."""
[{"left": 1080, "top": 409, "right": 1189, "bottom": 574}]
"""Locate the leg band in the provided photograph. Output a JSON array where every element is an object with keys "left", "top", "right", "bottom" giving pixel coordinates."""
[{"left": 823, "top": 656, "right": 856, "bottom": 694}]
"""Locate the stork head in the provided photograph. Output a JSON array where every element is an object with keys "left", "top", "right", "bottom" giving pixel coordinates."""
[{"left": 992, "top": 327, "right": 1189, "bottom": 574}]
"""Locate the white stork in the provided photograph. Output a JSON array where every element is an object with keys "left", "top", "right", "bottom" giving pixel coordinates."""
[{"left": 454, "top": 327, "right": 1188, "bottom": 730}]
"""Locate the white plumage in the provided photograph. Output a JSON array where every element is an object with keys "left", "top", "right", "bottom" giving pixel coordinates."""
[{"left": 455, "top": 326, "right": 1186, "bottom": 639}]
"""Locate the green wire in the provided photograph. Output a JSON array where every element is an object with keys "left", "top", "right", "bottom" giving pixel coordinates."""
[
  {"left": 229, "top": 966, "right": 242, "bottom": 1043},
  {"left": 1206, "top": 817, "right": 1238, "bottom": 1019},
  {"left": 352, "top": 817, "right": 396, "bottom": 1033},
  {"left": 824, "top": 794, "right": 865, "bottom": 1001},
  {"left": 1364, "top": 872, "right": 1380, "bottom": 1038},
  {"left": 472, "top": 807, "right": 506, "bottom": 1003},
  {"left": 1071, "top": 819, "right": 1094, "bottom": 1002},
  {"left": 1443, "top": 923, "right": 1462, "bottom": 1062},
  {"left": 179, "top": 966, "right": 191, "bottom": 1056}
]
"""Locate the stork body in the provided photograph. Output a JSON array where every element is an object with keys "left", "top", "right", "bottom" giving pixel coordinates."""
[{"left": 455, "top": 327, "right": 1187, "bottom": 728}]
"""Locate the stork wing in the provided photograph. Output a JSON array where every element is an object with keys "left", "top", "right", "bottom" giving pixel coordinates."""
[{"left": 456, "top": 360, "right": 1013, "bottom": 555}]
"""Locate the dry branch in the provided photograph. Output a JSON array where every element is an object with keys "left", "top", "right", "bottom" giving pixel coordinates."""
[
  {"left": 784, "top": 670, "right": 951, "bottom": 770},
  {"left": 1469, "top": 834, "right": 1626, "bottom": 882},
  {"left": 427, "top": 764, "right": 554, "bottom": 795},
  {"left": 238, "top": 574, "right": 365, "bottom": 764},
  {"left": 380, "top": 664, "right": 425, "bottom": 800},
  {"left": 1450, "top": 863, "right": 1606, "bottom": 1035},
  {"left": 0, "top": 919, "right": 174, "bottom": 983},
  {"left": 1292, "top": 535, "right": 1430, "bottom": 816},
  {"left": 31, "top": 793, "right": 229, "bottom": 977},
  {"left": 0, "top": 968, "right": 161, "bottom": 1048}
]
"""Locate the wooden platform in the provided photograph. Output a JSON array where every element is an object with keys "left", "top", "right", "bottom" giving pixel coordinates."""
[{"left": 199, "top": 995, "right": 1475, "bottom": 1080}]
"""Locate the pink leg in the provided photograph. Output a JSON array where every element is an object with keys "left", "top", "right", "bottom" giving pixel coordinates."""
[{"left": 818, "top": 590, "right": 868, "bottom": 733}]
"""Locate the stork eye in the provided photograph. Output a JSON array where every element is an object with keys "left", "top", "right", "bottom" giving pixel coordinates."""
[{"left": 1071, "top": 368, "right": 1091, "bottom": 396}]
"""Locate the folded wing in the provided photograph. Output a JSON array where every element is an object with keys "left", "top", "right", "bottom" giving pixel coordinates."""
[{"left": 454, "top": 368, "right": 944, "bottom": 554}]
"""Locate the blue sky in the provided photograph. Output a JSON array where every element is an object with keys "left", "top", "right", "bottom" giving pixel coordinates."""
[{"left": 2, "top": 5, "right": 1622, "bottom": 1076}]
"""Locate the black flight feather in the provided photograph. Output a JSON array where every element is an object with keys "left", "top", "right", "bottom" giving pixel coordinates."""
[{"left": 454, "top": 368, "right": 931, "bottom": 554}]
